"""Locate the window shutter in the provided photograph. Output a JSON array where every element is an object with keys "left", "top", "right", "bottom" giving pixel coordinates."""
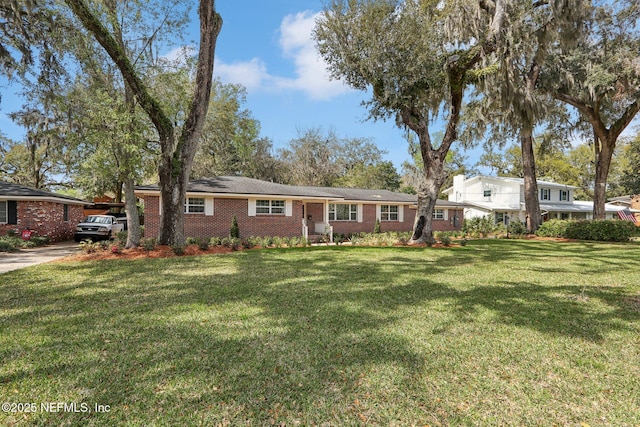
[
  {"left": 443, "top": 209, "right": 449, "bottom": 221},
  {"left": 248, "top": 199, "right": 256, "bottom": 217},
  {"left": 376, "top": 205, "right": 381, "bottom": 221},
  {"left": 285, "top": 200, "right": 292, "bottom": 217},
  {"left": 398, "top": 205, "right": 404, "bottom": 222},
  {"left": 357, "top": 204, "right": 363, "bottom": 223},
  {"left": 8, "top": 201, "right": 17, "bottom": 225},
  {"left": 158, "top": 195, "right": 162, "bottom": 215},
  {"left": 205, "top": 198, "right": 214, "bottom": 216}
]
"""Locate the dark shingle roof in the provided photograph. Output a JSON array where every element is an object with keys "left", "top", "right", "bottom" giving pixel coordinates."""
[
  {"left": 0, "top": 181, "right": 87, "bottom": 204},
  {"left": 136, "top": 176, "right": 465, "bottom": 206}
]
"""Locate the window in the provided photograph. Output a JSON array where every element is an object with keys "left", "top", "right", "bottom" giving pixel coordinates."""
[
  {"left": 495, "top": 212, "right": 505, "bottom": 224},
  {"left": 483, "top": 189, "right": 492, "bottom": 197},
  {"left": 0, "top": 201, "right": 6, "bottom": 223},
  {"left": 63, "top": 204, "right": 69, "bottom": 222},
  {"left": 432, "top": 209, "right": 445, "bottom": 220},
  {"left": 329, "top": 203, "right": 357, "bottom": 221},
  {"left": 256, "top": 200, "right": 285, "bottom": 215},
  {"left": 185, "top": 197, "right": 205, "bottom": 213},
  {"left": 380, "top": 205, "right": 398, "bottom": 221},
  {"left": 559, "top": 190, "right": 569, "bottom": 201},
  {"left": 540, "top": 188, "right": 551, "bottom": 201}
]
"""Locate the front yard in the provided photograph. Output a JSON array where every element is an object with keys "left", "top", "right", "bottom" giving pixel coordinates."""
[{"left": 1, "top": 240, "right": 639, "bottom": 426}]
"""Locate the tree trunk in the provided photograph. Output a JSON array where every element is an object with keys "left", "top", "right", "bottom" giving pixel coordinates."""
[
  {"left": 65, "top": 0, "right": 222, "bottom": 247},
  {"left": 157, "top": 0, "right": 221, "bottom": 246},
  {"left": 593, "top": 134, "right": 614, "bottom": 220},
  {"left": 411, "top": 160, "right": 446, "bottom": 244},
  {"left": 124, "top": 178, "right": 141, "bottom": 248},
  {"left": 521, "top": 129, "right": 541, "bottom": 232}
]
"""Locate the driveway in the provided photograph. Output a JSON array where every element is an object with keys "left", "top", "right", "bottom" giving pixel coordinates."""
[{"left": 0, "top": 242, "right": 80, "bottom": 274}]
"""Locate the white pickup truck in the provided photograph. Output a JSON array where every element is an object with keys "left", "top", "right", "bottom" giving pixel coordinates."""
[{"left": 74, "top": 215, "right": 125, "bottom": 242}]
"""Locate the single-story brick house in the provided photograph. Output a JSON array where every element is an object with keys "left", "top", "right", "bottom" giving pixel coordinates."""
[
  {"left": 0, "top": 181, "right": 87, "bottom": 242},
  {"left": 135, "top": 176, "right": 465, "bottom": 241}
]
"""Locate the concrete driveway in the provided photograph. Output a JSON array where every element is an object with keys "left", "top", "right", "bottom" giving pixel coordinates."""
[{"left": 0, "top": 241, "right": 80, "bottom": 274}]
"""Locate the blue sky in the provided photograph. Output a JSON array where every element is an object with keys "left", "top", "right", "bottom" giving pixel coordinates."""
[
  {"left": 210, "top": 0, "right": 418, "bottom": 169},
  {"left": 0, "top": 1, "right": 421, "bottom": 171}
]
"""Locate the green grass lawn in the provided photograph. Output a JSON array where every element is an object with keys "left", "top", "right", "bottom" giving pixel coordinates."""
[{"left": 1, "top": 240, "right": 639, "bottom": 426}]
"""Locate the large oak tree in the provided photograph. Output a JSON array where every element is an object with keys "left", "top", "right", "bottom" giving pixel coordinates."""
[
  {"left": 64, "top": 0, "right": 222, "bottom": 245},
  {"left": 315, "top": 0, "right": 508, "bottom": 243}
]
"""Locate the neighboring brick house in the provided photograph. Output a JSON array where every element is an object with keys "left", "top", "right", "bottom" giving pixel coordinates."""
[
  {"left": 135, "top": 176, "right": 465, "bottom": 241},
  {"left": 0, "top": 181, "right": 87, "bottom": 242}
]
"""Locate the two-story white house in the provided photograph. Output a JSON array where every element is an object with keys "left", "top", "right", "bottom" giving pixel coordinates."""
[{"left": 443, "top": 175, "right": 632, "bottom": 225}]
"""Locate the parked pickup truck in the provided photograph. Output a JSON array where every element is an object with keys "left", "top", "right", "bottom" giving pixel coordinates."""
[{"left": 74, "top": 215, "right": 124, "bottom": 242}]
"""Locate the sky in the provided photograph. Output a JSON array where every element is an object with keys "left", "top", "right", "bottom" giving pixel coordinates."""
[
  {"left": 0, "top": 0, "right": 423, "bottom": 172},
  {"left": 209, "top": 0, "right": 418, "bottom": 170}
]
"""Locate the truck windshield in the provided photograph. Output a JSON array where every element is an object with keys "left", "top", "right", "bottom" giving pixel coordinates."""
[{"left": 85, "top": 216, "right": 111, "bottom": 224}]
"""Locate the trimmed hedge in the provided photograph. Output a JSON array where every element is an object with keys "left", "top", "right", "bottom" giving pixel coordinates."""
[{"left": 536, "top": 219, "right": 636, "bottom": 242}]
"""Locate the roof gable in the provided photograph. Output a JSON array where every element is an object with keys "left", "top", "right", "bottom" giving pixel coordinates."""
[{"left": 0, "top": 181, "right": 87, "bottom": 204}]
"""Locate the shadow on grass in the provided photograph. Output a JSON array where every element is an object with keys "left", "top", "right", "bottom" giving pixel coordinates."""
[{"left": 1, "top": 241, "right": 639, "bottom": 424}]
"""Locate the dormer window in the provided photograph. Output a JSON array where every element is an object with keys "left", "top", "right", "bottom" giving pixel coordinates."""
[
  {"left": 483, "top": 189, "right": 491, "bottom": 197},
  {"left": 540, "top": 188, "right": 551, "bottom": 201}
]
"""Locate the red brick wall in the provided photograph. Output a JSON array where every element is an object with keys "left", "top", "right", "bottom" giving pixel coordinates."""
[
  {"left": 329, "top": 205, "right": 463, "bottom": 235},
  {"left": 141, "top": 195, "right": 464, "bottom": 239},
  {"left": 142, "top": 196, "right": 304, "bottom": 239},
  {"left": 0, "top": 201, "right": 84, "bottom": 242}
]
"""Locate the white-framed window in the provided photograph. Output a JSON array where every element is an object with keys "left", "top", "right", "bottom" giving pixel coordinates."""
[
  {"left": 256, "top": 199, "right": 285, "bottom": 215},
  {"left": 0, "top": 200, "right": 6, "bottom": 223},
  {"left": 329, "top": 203, "right": 357, "bottom": 221},
  {"left": 559, "top": 190, "right": 569, "bottom": 201},
  {"left": 432, "top": 209, "right": 445, "bottom": 220},
  {"left": 185, "top": 197, "right": 205, "bottom": 214},
  {"left": 540, "top": 188, "right": 551, "bottom": 201},
  {"left": 380, "top": 205, "right": 399, "bottom": 221},
  {"left": 495, "top": 212, "right": 506, "bottom": 224}
]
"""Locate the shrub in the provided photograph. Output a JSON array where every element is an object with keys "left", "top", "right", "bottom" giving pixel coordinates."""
[
  {"left": 230, "top": 215, "right": 240, "bottom": 238},
  {"left": 186, "top": 237, "right": 199, "bottom": 245},
  {"left": 373, "top": 218, "right": 381, "bottom": 234},
  {"left": 537, "top": 219, "right": 636, "bottom": 242},
  {"left": 209, "top": 237, "right": 222, "bottom": 247},
  {"left": 463, "top": 216, "right": 496, "bottom": 238},
  {"left": 29, "top": 236, "right": 50, "bottom": 246},
  {"left": 0, "top": 239, "right": 19, "bottom": 252},
  {"left": 115, "top": 231, "right": 128, "bottom": 246},
  {"left": 439, "top": 232, "right": 452, "bottom": 246},
  {"left": 141, "top": 238, "right": 157, "bottom": 252},
  {"left": 110, "top": 244, "right": 122, "bottom": 254},
  {"left": 565, "top": 220, "right": 636, "bottom": 242},
  {"left": 198, "top": 240, "right": 209, "bottom": 251},
  {"left": 171, "top": 245, "right": 185, "bottom": 256},
  {"left": 508, "top": 221, "right": 527, "bottom": 236},
  {"left": 536, "top": 219, "right": 570, "bottom": 238},
  {"left": 79, "top": 240, "right": 101, "bottom": 254}
]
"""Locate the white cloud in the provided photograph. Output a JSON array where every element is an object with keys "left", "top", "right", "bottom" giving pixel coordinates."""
[
  {"left": 215, "top": 58, "right": 271, "bottom": 92},
  {"left": 215, "top": 11, "right": 352, "bottom": 101},
  {"left": 275, "top": 11, "right": 351, "bottom": 100}
]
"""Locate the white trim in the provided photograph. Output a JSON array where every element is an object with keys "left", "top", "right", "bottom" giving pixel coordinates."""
[
  {"left": 443, "top": 209, "right": 449, "bottom": 221},
  {"left": 357, "top": 204, "right": 363, "bottom": 223},
  {"left": 376, "top": 204, "right": 381, "bottom": 221},
  {"left": 205, "top": 198, "right": 214, "bottom": 216},
  {"left": 285, "top": 200, "right": 292, "bottom": 217},
  {"left": 399, "top": 205, "right": 404, "bottom": 222},
  {"left": 0, "top": 196, "right": 86, "bottom": 206},
  {"left": 248, "top": 199, "right": 256, "bottom": 217}
]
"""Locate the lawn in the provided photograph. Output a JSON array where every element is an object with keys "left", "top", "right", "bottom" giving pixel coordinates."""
[{"left": 1, "top": 240, "right": 639, "bottom": 426}]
